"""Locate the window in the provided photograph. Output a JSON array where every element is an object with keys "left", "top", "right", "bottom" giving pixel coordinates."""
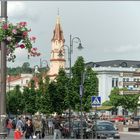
[
  {"left": 112, "top": 78, "right": 115, "bottom": 87},
  {"left": 134, "top": 85, "right": 138, "bottom": 88},
  {"left": 120, "top": 62, "right": 127, "bottom": 67},
  {"left": 112, "top": 78, "right": 118, "bottom": 87}
]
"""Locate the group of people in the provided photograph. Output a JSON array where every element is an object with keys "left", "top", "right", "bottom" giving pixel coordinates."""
[{"left": 5, "top": 115, "right": 63, "bottom": 139}]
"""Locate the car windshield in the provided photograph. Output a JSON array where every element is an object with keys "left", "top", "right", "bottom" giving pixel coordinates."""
[{"left": 96, "top": 124, "right": 116, "bottom": 131}]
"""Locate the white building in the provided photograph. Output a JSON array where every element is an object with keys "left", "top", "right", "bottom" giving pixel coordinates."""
[
  {"left": 86, "top": 60, "right": 140, "bottom": 103},
  {"left": 6, "top": 74, "right": 33, "bottom": 92}
]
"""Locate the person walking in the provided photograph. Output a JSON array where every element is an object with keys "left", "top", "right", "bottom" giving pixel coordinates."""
[
  {"left": 48, "top": 116, "right": 54, "bottom": 135},
  {"left": 6, "top": 118, "right": 13, "bottom": 136},
  {"left": 41, "top": 117, "right": 47, "bottom": 138},
  {"left": 16, "top": 117, "right": 24, "bottom": 132},
  {"left": 53, "top": 117, "right": 63, "bottom": 140},
  {"left": 24, "top": 119, "right": 34, "bottom": 139},
  {"left": 33, "top": 117, "right": 42, "bottom": 139}
]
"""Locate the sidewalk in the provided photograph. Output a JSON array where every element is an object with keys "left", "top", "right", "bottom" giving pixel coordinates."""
[{"left": 119, "top": 131, "right": 140, "bottom": 135}]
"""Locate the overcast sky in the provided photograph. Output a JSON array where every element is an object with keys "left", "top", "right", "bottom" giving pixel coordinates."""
[{"left": 4, "top": 1, "right": 140, "bottom": 68}]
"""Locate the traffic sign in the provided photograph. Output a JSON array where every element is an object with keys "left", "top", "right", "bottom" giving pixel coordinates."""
[{"left": 91, "top": 96, "right": 101, "bottom": 106}]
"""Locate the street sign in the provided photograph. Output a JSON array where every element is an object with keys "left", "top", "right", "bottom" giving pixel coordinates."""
[{"left": 91, "top": 96, "right": 101, "bottom": 106}]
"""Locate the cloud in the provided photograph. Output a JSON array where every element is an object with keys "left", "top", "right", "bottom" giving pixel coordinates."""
[
  {"left": 8, "top": 2, "right": 39, "bottom": 22},
  {"left": 8, "top": 2, "right": 25, "bottom": 17},
  {"left": 104, "top": 43, "right": 140, "bottom": 53}
]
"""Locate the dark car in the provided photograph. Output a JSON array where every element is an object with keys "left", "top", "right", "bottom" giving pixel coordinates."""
[
  {"left": 86, "top": 121, "right": 120, "bottom": 139},
  {"left": 62, "top": 120, "right": 89, "bottom": 139},
  {"left": 133, "top": 116, "right": 140, "bottom": 121}
]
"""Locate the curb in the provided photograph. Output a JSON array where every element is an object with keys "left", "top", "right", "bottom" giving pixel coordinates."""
[{"left": 119, "top": 132, "right": 140, "bottom": 135}]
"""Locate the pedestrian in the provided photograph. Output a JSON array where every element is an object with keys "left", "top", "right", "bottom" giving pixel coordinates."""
[
  {"left": 41, "top": 117, "right": 46, "bottom": 138},
  {"left": 33, "top": 116, "right": 42, "bottom": 139},
  {"left": 48, "top": 116, "right": 54, "bottom": 135},
  {"left": 6, "top": 118, "right": 13, "bottom": 136},
  {"left": 24, "top": 119, "right": 34, "bottom": 139},
  {"left": 14, "top": 127, "right": 23, "bottom": 140},
  {"left": 53, "top": 116, "right": 63, "bottom": 140},
  {"left": 16, "top": 116, "right": 24, "bottom": 132}
]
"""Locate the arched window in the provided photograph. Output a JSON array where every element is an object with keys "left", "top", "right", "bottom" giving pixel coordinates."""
[{"left": 120, "top": 62, "right": 127, "bottom": 67}]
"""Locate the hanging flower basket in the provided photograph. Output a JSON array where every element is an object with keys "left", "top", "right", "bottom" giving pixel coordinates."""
[{"left": 0, "top": 20, "right": 41, "bottom": 62}]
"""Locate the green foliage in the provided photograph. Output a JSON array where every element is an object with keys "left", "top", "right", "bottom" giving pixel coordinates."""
[
  {"left": 7, "top": 62, "right": 33, "bottom": 75},
  {"left": 38, "top": 76, "right": 50, "bottom": 114},
  {"left": 109, "top": 88, "right": 122, "bottom": 108},
  {"left": 6, "top": 57, "right": 99, "bottom": 115},
  {"left": 55, "top": 68, "right": 69, "bottom": 113},
  {"left": 22, "top": 80, "right": 36, "bottom": 114},
  {"left": 6, "top": 85, "right": 24, "bottom": 115},
  {"left": 21, "top": 62, "right": 32, "bottom": 73},
  {"left": 102, "top": 100, "right": 112, "bottom": 106},
  {"left": 109, "top": 88, "right": 140, "bottom": 113},
  {"left": 71, "top": 57, "right": 99, "bottom": 112},
  {"left": 47, "top": 81, "right": 58, "bottom": 114},
  {"left": 83, "top": 66, "right": 99, "bottom": 111}
]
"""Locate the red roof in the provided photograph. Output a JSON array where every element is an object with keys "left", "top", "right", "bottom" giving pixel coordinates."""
[{"left": 7, "top": 75, "right": 21, "bottom": 82}]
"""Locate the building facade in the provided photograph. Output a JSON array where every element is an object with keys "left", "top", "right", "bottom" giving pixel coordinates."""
[
  {"left": 86, "top": 60, "right": 140, "bottom": 103},
  {"left": 6, "top": 74, "right": 33, "bottom": 92}
]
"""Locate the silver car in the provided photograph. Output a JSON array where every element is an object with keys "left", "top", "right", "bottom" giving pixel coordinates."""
[{"left": 86, "top": 121, "right": 120, "bottom": 139}]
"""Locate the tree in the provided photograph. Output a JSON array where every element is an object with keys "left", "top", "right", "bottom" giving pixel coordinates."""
[
  {"left": 71, "top": 56, "right": 85, "bottom": 111},
  {"left": 102, "top": 100, "right": 112, "bottom": 106},
  {"left": 21, "top": 62, "right": 32, "bottom": 73},
  {"left": 22, "top": 80, "right": 36, "bottom": 114},
  {"left": 6, "top": 85, "right": 24, "bottom": 115},
  {"left": 71, "top": 56, "right": 99, "bottom": 112},
  {"left": 47, "top": 81, "right": 57, "bottom": 114},
  {"left": 38, "top": 75, "right": 51, "bottom": 114},
  {"left": 83, "top": 66, "right": 98, "bottom": 111},
  {"left": 109, "top": 88, "right": 122, "bottom": 108},
  {"left": 109, "top": 88, "right": 140, "bottom": 114},
  {"left": 55, "top": 68, "right": 69, "bottom": 113},
  {"left": 45, "top": 69, "right": 69, "bottom": 115},
  {"left": 122, "top": 94, "right": 140, "bottom": 113}
]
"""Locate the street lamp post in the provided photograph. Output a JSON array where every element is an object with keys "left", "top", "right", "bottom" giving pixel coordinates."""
[
  {"left": 79, "top": 72, "right": 86, "bottom": 139},
  {"left": 34, "top": 59, "right": 49, "bottom": 74},
  {"left": 39, "top": 58, "right": 49, "bottom": 69},
  {"left": 58, "top": 34, "right": 83, "bottom": 138},
  {"left": 0, "top": 1, "right": 7, "bottom": 138}
]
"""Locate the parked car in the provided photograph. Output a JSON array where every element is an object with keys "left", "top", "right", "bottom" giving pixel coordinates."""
[
  {"left": 111, "top": 116, "right": 126, "bottom": 122},
  {"left": 86, "top": 121, "right": 120, "bottom": 139},
  {"left": 62, "top": 120, "right": 89, "bottom": 139},
  {"left": 133, "top": 116, "right": 140, "bottom": 121}
]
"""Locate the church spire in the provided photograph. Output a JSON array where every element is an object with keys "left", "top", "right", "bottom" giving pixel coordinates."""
[{"left": 52, "top": 10, "right": 65, "bottom": 42}]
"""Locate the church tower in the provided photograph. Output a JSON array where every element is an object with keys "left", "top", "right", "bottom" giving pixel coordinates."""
[{"left": 48, "top": 15, "right": 65, "bottom": 80}]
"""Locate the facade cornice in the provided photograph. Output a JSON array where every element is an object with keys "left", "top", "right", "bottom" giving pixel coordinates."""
[{"left": 50, "top": 58, "right": 66, "bottom": 62}]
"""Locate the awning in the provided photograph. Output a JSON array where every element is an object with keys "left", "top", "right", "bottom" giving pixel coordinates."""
[{"left": 92, "top": 106, "right": 114, "bottom": 111}]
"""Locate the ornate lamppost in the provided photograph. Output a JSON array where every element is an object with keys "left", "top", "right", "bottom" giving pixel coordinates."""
[
  {"left": 40, "top": 58, "right": 49, "bottom": 69},
  {"left": 58, "top": 34, "right": 83, "bottom": 138}
]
